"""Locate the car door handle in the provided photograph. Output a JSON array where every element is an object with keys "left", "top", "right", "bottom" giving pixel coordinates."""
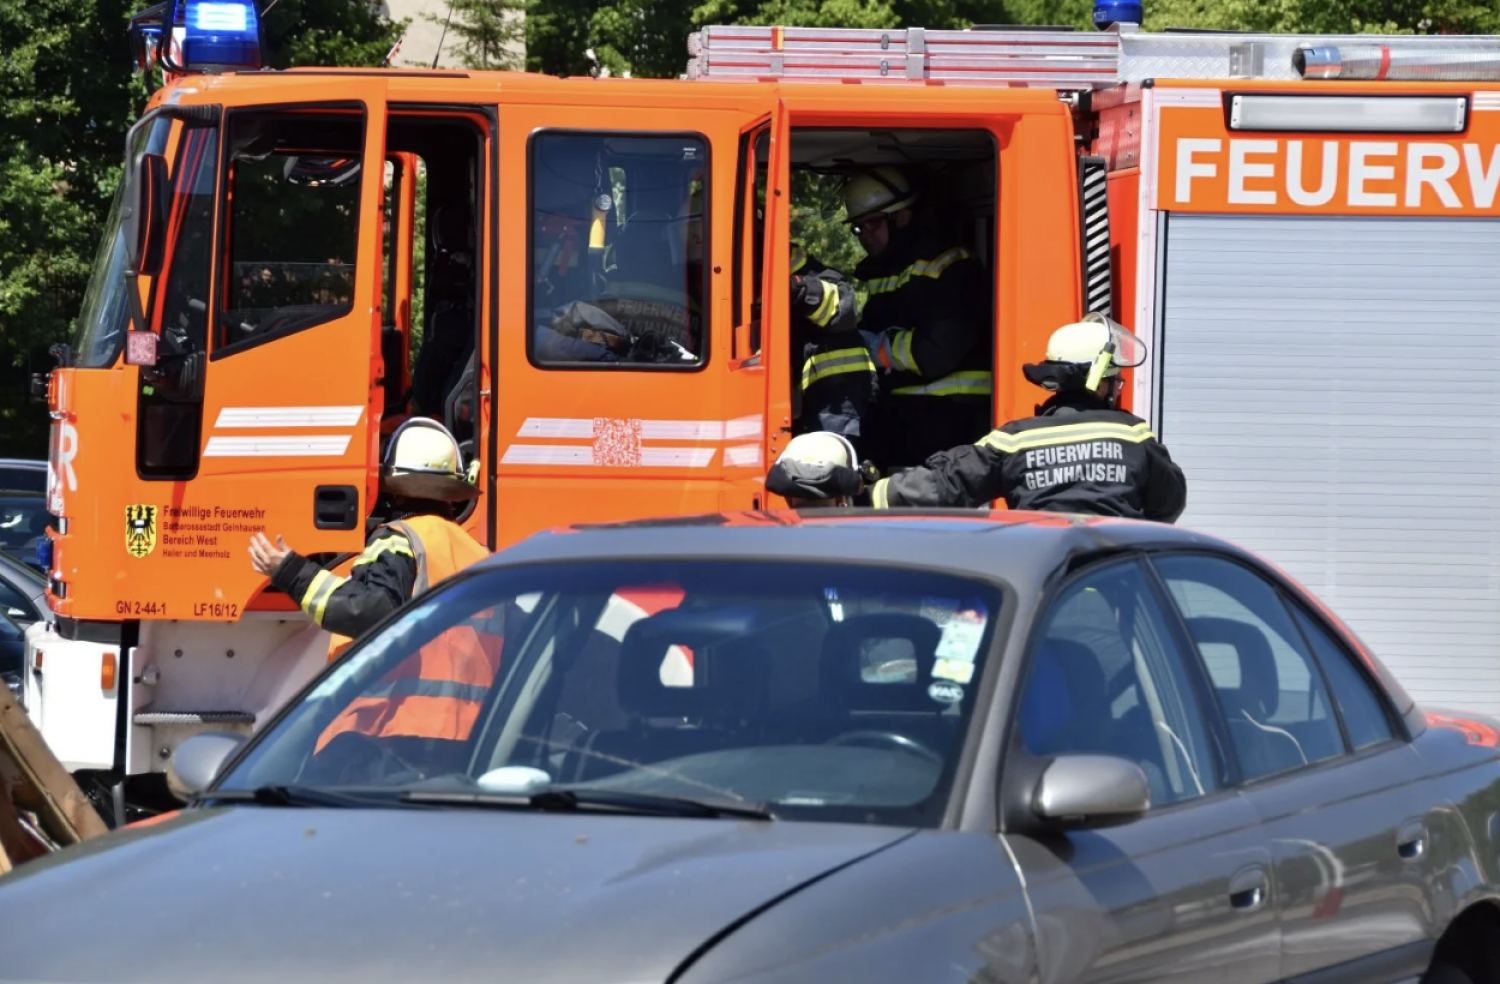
[
  {"left": 1397, "top": 820, "right": 1428, "bottom": 861},
  {"left": 1228, "top": 865, "right": 1268, "bottom": 913}
]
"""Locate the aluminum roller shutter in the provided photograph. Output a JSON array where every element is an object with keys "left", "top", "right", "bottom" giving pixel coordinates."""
[{"left": 1159, "top": 214, "right": 1500, "bottom": 715}]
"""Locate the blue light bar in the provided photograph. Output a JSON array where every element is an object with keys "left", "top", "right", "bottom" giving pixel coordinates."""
[{"left": 178, "top": 0, "right": 262, "bottom": 72}]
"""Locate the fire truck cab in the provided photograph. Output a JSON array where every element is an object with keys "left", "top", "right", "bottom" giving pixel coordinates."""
[
  {"left": 34, "top": 0, "right": 1096, "bottom": 816},
  {"left": 35, "top": 0, "right": 1500, "bottom": 820}
]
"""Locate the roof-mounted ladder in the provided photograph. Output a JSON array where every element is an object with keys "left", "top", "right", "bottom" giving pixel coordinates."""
[{"left": 685, "top": 25, "right": 1121, "bottom": 90}]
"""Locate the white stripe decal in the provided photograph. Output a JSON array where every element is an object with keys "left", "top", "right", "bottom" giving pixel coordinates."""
[
  {"left": 640, "top": 420, "right": 724, "bottom": 441},
  {"left": 518, "top": 418, "right": 595, "bottom": 439},
  {"left": 204, "top": 436, "right": 352, "bottom": 457},
  {"left": 214, "top": 406, "right": 364, "bottom": 428},
  {"left": 1475, "top": 93, "right": 1500, "bottom": 113},
  {"left": 726, "top": 415, "right": 763, "bottom": 440},
  {"left": 501, "top": 445, "right": 595, "bottom": 466},
  {"left": 500, "top": 445, "right": 718, "bottom": 467},
  {"left": 724, "top": 444, "right": 762, "bottom": 467},
  {"left": 516, "top": 417, "right": 760, "bottom": 441},
  {"left": 640, "top": 448, "right": 716, "bottom": 467}
]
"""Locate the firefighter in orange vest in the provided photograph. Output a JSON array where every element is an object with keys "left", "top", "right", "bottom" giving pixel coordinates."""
[{"left": 249, "top": 417, "right": 495, "bottom": 744}]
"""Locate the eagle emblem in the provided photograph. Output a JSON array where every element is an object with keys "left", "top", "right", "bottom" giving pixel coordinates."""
[{"left": 125, "top": 504, "right": 157, "bottom": 559}]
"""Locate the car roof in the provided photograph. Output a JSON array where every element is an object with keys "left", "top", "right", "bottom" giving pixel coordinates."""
[{"left": 482, "top": 509, "right": 1242, "bottom": 585}]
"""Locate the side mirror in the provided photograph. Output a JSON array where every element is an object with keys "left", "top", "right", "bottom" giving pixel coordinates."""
[
  {"left": 1033, "top": 754, "right": 1150, "bottom": 826},
  {"left": 123, "top": 151, "right": 169, "bottom": 278},
  {"left": 165, "top": 731, "right": 248, "bottom": 803}
]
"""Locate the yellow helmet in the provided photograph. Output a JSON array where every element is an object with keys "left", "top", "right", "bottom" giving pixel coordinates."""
[
  {"left": 382, "top": 417, "right": 480, "bottom": 502},
  {"left": 842, "top": 166, "right": 917, "bottom": 223}
]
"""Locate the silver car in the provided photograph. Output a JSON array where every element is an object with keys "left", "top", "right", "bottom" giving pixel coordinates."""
[{"left": 1, "top": 510, "right": 1497, "bottom": 984}]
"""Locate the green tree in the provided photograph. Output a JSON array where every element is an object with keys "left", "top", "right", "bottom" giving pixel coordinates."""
[{"left": 426, "top": 0, "right": 525, "bottom": 70}]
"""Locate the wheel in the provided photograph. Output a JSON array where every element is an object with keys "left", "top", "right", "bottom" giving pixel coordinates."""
[
  {"left": 826, "top": 729, "right": 942, "bottom": 764},
  {"left": 1425, "top": 963, "right": 1476, "bottom": 984}
]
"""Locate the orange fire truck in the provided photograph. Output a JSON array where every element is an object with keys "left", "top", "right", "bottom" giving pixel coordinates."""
[{"left": 27, "top": 0, "right": 1500, "bottom": 816}]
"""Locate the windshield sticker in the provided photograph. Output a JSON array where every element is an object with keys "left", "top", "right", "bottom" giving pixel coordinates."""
[
  {"left": 932, "top": 606, "right": 987, "bottom": 685},
  {"left": 928, "top": 681, "right": 965, "bottom": 704}
]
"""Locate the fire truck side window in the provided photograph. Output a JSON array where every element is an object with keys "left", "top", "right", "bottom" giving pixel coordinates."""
[
  {"left": 530, "top": 132, "right": 708, "bottom": 368},
  {"left": 216, "top": 110, "right": 363, "bottom": 355}
]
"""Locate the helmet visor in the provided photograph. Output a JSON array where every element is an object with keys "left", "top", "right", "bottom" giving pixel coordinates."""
[{"left": 1084, "top": 313, "right": 1148, "bottom": 368}]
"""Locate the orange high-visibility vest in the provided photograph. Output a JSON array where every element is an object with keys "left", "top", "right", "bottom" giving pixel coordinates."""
[{"left": 316, "top": 515, "right": 493, "bottom": 749}]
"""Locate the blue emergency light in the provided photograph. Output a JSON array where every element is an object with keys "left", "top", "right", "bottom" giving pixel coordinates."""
[
  {"left": 1092, "top": 0, "right": 1142, "bottom": 29},
  {"left": 176, "top": 0, "right": 263, "bottom": 71}
]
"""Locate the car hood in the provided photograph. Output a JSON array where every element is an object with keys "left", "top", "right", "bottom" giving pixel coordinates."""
[{"left": 0, "top": 805, "right": 915, "bottom": 984}]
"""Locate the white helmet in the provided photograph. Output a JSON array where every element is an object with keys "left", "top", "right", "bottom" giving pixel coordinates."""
[
  {"left": 382, "top": 417, "right": 480, "bottom": 502},
  {"left": 842, "top": 166, "right": 917, "bottom": 223},
  {"left": 1025, "top": 314, "right": 1147, "bottom": 395},
  {"left": 766, "top": 432, "right": 862, "bottom": 504}
]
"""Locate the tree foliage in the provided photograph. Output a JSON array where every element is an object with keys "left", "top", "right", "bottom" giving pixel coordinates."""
[{"left": 426, "top": 0, "right": 525, "bottom": 71}]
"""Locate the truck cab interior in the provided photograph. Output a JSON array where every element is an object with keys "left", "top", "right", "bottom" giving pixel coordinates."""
[{"left": 755, "top": 127, "right": 999, "bottom": 468}]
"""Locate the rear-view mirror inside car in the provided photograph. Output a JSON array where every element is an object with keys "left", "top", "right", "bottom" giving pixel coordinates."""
[{"left": 1033, "top": 754, "right": 1151, "bottom": 826}]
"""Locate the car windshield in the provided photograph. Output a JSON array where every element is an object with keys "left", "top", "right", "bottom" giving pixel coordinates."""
[
  {"left": 220, "top": 559, "right": 1005, "bottom": 826},
  {"left": 0, "top": 497, "right": 49, "bottom": 555}
]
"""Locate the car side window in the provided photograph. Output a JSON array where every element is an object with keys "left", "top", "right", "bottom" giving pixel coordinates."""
[
  {"left": 1152, "top": 554, "right": 1346, "bottom": 783},
  {"left": 0, "top": 581, "right": 33, "bottom": 622},
  {"left": 1288, "top": 605, "right": 1396, "bottom": 752},
  {"left": 1018, "top": 559, "right": 1222, "bottom": 808}
]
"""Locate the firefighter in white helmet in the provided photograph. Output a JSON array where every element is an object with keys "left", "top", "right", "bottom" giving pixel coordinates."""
[
  {"left": 250, "top": 417, "right": 492, "bottom": 663},
  {"left": 843, "top": 165, "right": 992, "bottom": 470},
  {"left": 766, "top": 431, "right": 876, "bottom": 509},
  {"left": 869, "top": 315, "right": 1186, "bottom": 522}
]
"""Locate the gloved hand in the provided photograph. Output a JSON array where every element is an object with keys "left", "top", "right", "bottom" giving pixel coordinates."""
[{"left": 857, "top": 459, "right": 880, "bottom": 492}]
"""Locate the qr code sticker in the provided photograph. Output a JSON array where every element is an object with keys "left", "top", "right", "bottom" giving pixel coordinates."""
[{"left": 593, "top": 417, "right": 643, "bottom": 467}]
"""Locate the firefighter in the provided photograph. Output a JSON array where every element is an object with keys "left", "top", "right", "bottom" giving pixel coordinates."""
[
  {"left": 845, "top": 165, "right": 992, "bottom": 470},
  {"left": 791, "top": 243, "right": 877, "bottom": 453},
  {"left": 868, "top": 315, "right": 1187, "bottom": 522},
  {"left": 766, "top": 431, "right": 875, "bottom": 509},
  {"left": 248, "top": 417, "right": 496, "bottom": 745}
]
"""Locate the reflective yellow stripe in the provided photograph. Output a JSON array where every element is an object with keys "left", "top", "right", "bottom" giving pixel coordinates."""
[
  {"left": 888, "top": 330, "right": 918, "bottom": 373},
  {"left": 299, "top": 569, "right": 348, "bottom": 625},
  {"left": 978, "top": 421, "right": 1154, "bottom": 453},
  {"left": 864, "top": 247, "right": 972, "bottom": 296},
  {"left": 802, "top": 347, "right": 877, "bottom": 390},
  {"left": 352, "top": 534, "right": 415, "bottom": 568},
  {"left": 891, "top": 370, "right": 993, "bottom": 398},
  {"left": 871, "top": 478, "right": 892, "bottom": 509},
  {"left": 791, "top": 246, "right": 807, "bottom": 274},
  {"left": 809, "top": 283, "right": 839, "bottom": 327}
]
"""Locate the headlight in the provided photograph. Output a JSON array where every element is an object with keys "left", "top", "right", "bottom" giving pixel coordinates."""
[{"left": 2, "top": 670, "right": 23, "bottom": 709}]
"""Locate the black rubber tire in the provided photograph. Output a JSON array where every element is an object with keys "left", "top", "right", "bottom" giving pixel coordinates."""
[{"left": 1426, "top": 963, "right": 1477, "bottom": 984}]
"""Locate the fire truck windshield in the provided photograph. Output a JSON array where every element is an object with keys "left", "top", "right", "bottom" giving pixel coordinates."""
[{"left": 72, "top": 116, "right": 172, "bottom": 368}]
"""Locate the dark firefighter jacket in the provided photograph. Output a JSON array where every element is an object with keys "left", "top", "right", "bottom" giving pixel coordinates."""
[
  {"left": 855, "top": 225, "right": 992, "bottom": 400},
  {"left": 791, "top": 245, "right": 876, "bottom": 442},
  {"left": 870, "top": 394, "right": 1187, "bottom": 522}
]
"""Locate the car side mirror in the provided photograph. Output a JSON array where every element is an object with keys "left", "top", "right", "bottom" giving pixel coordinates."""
[
  {"left": 1033, "top": 754, "right": 1150, "bottom": 826},
  {"left": 123, "top": 151, "right": 169, "bottom": 278},
  {"left": 165, "top": 731, "right": 248, "bottom": 803}
]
